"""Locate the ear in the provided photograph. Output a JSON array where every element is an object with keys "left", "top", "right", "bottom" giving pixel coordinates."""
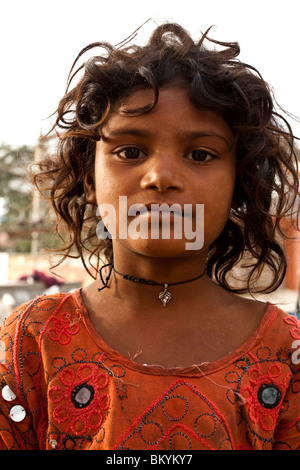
[{"left": 84, "top": 173, "right": 97, "bottom": 204}]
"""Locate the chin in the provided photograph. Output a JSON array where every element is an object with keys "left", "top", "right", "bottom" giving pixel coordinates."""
[{"left": 125, "top": 238, "right": 203, "bottom": 259}]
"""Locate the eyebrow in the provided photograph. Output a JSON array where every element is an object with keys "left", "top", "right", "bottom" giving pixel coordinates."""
[
  {"left": 101, "top": 127, "right": 146, "bottom": 140},
  {"left": 101, "top": 127, "right": 232, "bottom": 147}
]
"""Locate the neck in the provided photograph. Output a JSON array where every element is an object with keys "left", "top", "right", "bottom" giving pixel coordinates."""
[
  {"left": 110, "top": 248, "right": 208, "bottom": 285},
  {"left": 97, "top": 253, "right": 208, "bottom": 310}
]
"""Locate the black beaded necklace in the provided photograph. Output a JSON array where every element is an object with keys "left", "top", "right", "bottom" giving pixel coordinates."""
[{"left": 98, "top": 263, "right": 206, "bottom": 307}]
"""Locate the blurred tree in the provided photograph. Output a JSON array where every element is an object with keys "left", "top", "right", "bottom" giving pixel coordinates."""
[
  {"left": 0, "top": 143, "right": 37, "bottom": 252},
  {"left": 0, "top": 141, "right": 70, "bottom": 256}
]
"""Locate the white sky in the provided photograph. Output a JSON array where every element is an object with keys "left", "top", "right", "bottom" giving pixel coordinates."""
[{"left": 0, "top": 0, "right": 299, "bottom": 147}]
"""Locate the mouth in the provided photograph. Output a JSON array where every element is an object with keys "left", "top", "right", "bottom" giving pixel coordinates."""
[{"left": 129, "top": 202, "right": 191, "bottom": 216}]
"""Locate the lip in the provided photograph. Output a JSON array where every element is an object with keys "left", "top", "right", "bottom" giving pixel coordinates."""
[
  {"left": 147, "top": 202, "right": 183, "bottom": 214},
  {"left": 128, "top": 202, "right": 193, "bottom": 218}
]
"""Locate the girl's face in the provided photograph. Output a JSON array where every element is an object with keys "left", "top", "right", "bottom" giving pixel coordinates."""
[{"left": 87, "top": 86, "right": 236, "bottom": 262}]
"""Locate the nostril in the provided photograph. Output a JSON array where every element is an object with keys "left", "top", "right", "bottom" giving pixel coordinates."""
[{"left": 146, "top": 184, "right": 179, "bottom": 193}]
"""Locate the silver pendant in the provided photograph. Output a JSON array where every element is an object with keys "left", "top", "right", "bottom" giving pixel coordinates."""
[{"left": 159, "top": 284, "right": 172, "bottom": 307}]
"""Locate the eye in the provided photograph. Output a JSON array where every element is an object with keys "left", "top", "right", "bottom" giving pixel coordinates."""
[
  {"left": 115, "top": 147, "right": 146, "bottom": 160},
  {"left": 186, "top": 149, "right": 216, "bottom": 163}
]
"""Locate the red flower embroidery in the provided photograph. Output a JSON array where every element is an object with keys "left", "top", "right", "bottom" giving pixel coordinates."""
[
  {"left": 239, "top": 362, "right": 290, "bottom": 432},
  {"left": 284, "top": 315, "right": 300, "bottom": 340},
  {"left": 48, "top": 311, "right": 80, "bottom": 345},
  {"left": 48, "top": 364, "right": 110, "bottom": 436}
]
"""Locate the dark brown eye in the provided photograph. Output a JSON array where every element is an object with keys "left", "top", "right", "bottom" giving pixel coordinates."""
[
  {"left": 187, "top": 149, "right": 214, "bottom": 162},
  {"left": 118, "top": 147, "right": 144, "bottom": 159}
]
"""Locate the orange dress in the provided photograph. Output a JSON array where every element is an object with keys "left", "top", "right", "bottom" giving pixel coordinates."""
[{"left": 0, "top": 289, "right": 299, "bottom": 450}]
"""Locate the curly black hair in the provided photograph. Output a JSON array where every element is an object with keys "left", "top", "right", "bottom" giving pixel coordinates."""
[{"left": 32, "top": 22, "right": 299, "bottom": 294}]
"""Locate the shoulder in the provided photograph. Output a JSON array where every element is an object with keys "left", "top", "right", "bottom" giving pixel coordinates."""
[
  {"left": 267, "top": 305, "right": 300, "bottom": 368},
  {"left": 244, "top": 303, "right": 300, "bottom": 389},
  {"left": 1, "top": 290, "right": 79, "bottom": 323},
  {"left": 232, "top": 293, "right": 300, "bottom": 360},
  {"left": 263, "top": 303, "right": 300, "bottom": 348},
  {"left": 0, "top": 290, "right": 85, "bottom": 397},
  {"left": 225, "top": 296, "right": 300, "bottom": 376},
  {"left": 0, "top": 290, "right": 81, "bottom": 354}
]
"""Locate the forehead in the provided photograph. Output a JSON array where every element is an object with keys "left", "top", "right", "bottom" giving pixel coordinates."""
[{"left": 101, "top": 86, "right": 234, "bottom": 144}]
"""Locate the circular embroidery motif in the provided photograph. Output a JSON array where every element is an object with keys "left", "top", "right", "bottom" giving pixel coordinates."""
[{"left": 48, "top": 364, "right": 110, "bottom": 436}]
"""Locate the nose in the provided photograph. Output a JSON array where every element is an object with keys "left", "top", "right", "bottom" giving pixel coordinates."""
[{"left": 140, "top": 152, "right": 185, "bottom": 193}]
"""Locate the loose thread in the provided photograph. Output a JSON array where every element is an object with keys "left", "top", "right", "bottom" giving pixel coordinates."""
[
  {"left": 193, "top": 364, "right": 246, "bottom": 406},
  {"left": 100, "top": 359, "right": 140, "bottom": 388}
]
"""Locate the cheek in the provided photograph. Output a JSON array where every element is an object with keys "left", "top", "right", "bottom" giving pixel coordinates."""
[
  {"left": 94, "top": 157, "right": 132, "bottom": 202},
  {"left": 93, "top": 165, "right": 132, "bottom": 237},
  {"left": 94, "top": 165, "right": 117, "bottom": 205},
  {"left": 202, "top": 173, "right": 235, "bottom": 236}
]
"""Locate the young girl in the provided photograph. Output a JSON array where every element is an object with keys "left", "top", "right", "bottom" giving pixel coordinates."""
[{"left": 0, "top": 22, "right": 299, "bottom": 451}]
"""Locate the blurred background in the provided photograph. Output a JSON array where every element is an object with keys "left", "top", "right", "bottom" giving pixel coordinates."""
[{"left": 0, "top": 0, "right": 299, "bottom": 322}]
